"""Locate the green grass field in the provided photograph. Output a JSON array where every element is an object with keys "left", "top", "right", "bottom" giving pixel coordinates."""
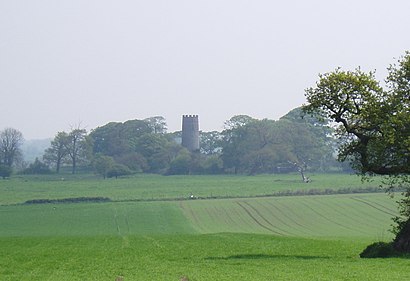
[
  {"left": 0, "top": 173, "right": 409, "bottom": 280},
  {"left": 0, "top": 173, "right": 385, "bottom": 205}
]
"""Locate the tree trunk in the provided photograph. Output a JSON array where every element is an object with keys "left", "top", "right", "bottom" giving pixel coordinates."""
[
  {"left": 393, "top": 219, "right": 410, "bottom": 252},
  {"left": 56, "top": 160, "right": 61, "bottom": 173},
  {"left": 72, "top": 157, "right": 76, "bottom": 174}
]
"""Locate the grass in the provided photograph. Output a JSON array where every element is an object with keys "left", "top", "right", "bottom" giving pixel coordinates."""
[
  {"left": 180, "top": 193, "right": 397, "bottom": 239},
  {"left": 1, "top": 234, "right": 410, "bottom": 281},
  {"left": 0, "top": 201, "right": 196, "bottom": 237},
  {"left": 0, "top": 193, "right": 397, "bottom": 238},
  {"left": 0, "top": 173, "right": 386, "bottom": 205},
  {"left": 0, "top": 173, "right": 408, "bottom": 280}
]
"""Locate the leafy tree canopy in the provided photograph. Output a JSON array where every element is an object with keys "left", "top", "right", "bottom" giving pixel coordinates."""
[{"left": 304, "top": 51, "right": 410, "bottom": 252}]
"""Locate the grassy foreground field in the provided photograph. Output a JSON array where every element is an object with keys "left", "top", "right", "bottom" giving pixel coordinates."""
[
  {"left": 2, "top": 234, "right": 410, "bottom": 281},
  {"left": 0, "top": 174, "right": 409, "bottom": 280}
]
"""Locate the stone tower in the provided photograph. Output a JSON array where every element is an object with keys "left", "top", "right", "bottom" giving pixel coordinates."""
[{"left": 181, "top": 115, "right": 200, "bottom": 151}]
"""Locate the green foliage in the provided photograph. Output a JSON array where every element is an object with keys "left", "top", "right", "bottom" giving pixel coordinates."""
[
  {"left": 199, "top": 131, "right": 222, "bottom": 155},
  {"left": 359, "top": 242, "right": 398, "bottom": 258},
  {"left": 200, "top": 154, "right": 223, "bottom": 174},
  {"left": 0, "top": 127, "right": 24, "bottom": 168},
  {"left": 93, "top": 155, "right": 115, "bottom": 178},
  {"left": 43, "top": 131, "right": 69, "bottom": 173},
  {"left": 106, "top": 163, "right": 132, "bottom": 179},
  {"left": 220, "top": 112, "right": 334, "bottom": 176},
  {"left": 89, "top": 117, "right": 184, "bottom": 174},
  {"left": 304, "top": 55, "right": 410, "bottom": 176},
  {"left": 0, "top": 164, "right": 11, "bottom": 179},
  {"left": 144, "top": 116, "right": 167, "bottom": 134},
  {"left": 65, "top": 128, "right": 92, "bottom": 174},
  {"left": 168, "top": 149, "right": 192, "bottom": 175},
  {"left": 43, "top": 129, "right": 92, "bottom": 175},
  {"left": 21, "top": 158, "right": 52, "bottom": 175},
  {"left": 304, "top": 51, "right": 410, "bottom": 251}
]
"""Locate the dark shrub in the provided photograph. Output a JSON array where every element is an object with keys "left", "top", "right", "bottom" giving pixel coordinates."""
[
  {"left": 107, "top": 163, "right": 132, "bottom": 178},
  {"left": 0, "top": 164, "right": 12, "bottom": 179},
  {"left": 21, "top": 158, "right": 52, "bottom": 175},
  {"left": 360, "top": 242, "right": 398, "bottom": 258}
]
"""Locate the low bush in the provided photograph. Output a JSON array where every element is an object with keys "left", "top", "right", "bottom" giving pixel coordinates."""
[
  {"left": 359, "top": 242, "right": 398, "bottom": 258},
  {"left": 24, "top": 197, "right": 111, "bottom": 204}
]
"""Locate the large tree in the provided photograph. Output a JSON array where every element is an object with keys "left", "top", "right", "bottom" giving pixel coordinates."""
[
  {"left": 43, "top": 131, "right": 69, "bottom": 173},
  {"left": 144, "top": 116, "right": 167, "bottom": 134},
  {"left": 220, "top": 115, "right": 255, "bottom": 174},
  {"left": 0, "top": 128, "right": 24, "bottom": 168},
  {"left": 200, "top": 131, "right": 222, "bottom": 155},
  {"left": 65, "top": 128, "right": 91, "bottom": 174},
  {"left": 303, "top": 51, "right": 410, "bottom": 252}
]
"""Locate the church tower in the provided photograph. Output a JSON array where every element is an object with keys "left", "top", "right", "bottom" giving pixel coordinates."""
[{"left": 181, "top": 115, "right": 199, "bottom": 151}]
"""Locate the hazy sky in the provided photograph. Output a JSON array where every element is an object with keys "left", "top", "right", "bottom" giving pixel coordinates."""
[{"left": 1, "top": 1, "right": 409, "bottom": 139}]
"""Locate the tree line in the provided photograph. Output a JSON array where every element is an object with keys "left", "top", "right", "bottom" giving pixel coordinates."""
[{"left": 0, "top": 111, "right": 341, "bottom": 179}]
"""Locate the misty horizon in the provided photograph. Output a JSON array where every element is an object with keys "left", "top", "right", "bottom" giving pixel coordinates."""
[{"left": 1, "top": 1, "right": 409, "bottom": 139}]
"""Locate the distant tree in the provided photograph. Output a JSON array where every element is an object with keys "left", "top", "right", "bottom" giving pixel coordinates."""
[
  {"left": 224, "top": 115, "right": 255, "bottom": 130},
  {"left": 219, "top": 113, "right": 333, "bottom": 177},
  {"left": 168, "top": 148, "right": 192, "bottom": 175},
  {"left": 200, "top": 154, "right": 223, "bottom": 174},
  {"left": 200, "top": 131, "right": 222, "bottom": 155},
  {"left": 144, "top": 116, "right": 167, "bottom": 134},
  {"left": 239, "top": 119, "right": 278, "bottom": 175},
  {"left": 273, "top": 118, "right": 330, "bottom": 182},
  {"left": 0, "top": 128, "right": 24, "bottom": 168},
  {"left": 107, "top": 163, "right": 132, "bottom": 179},
  {"left": 134, "top": 133, "right": 171, "bottom": 173},
  {"left": 114, "top": 152, "right": 148, "bottom": 173},
  {"left": 90, "top": 118, "right": 186, "bottom": 174},
  {"left": 93, "top": 155, "right": 115, "bottom": 179},
  {"left": 22, "top": 158, "right": 52, "bottom": 174},
  {"left": 90, "top": 119, "right": 152, "bottom": 165},
  {"left": 220, "top": 115, "right": 255, "bottom": 174},
  {"left": 0, "top": 164, "right": 12, "bottom": 179},
  {"left": 64, "top": 128, "right": 91, "bottom": 174},
  {"left": 43, "top": 131, "right": 69, "bottom": 173}
]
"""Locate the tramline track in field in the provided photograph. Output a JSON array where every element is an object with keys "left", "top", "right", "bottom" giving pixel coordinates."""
[{"left": 179, "top": 193, "right": 397, "bottom": 238}]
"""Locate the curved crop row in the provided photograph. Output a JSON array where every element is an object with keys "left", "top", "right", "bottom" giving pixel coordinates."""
[{"left": 179, "top": 193, "right": 398, "bottom": 238}]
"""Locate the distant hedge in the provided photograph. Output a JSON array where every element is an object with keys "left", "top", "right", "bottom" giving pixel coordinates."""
[{"left": 24, "top": 197, "right": 111, "bottom": 204}]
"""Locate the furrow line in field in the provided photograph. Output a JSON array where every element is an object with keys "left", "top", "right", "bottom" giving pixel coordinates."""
[
  {"left": 178, "top": 202, "right": 206, "bottom": 233},
  {"left": 298, "top": 199, "right": 369, "bottom": 235},
  {"left": 270, "top": 200, "right": 318, "bottom": 234},
  {"left": 113, "top": 208, "right": 121, "bottom": 236},
  {"left": 316, "top": 197, "right": 376, "bottom": 229},
  {"left": 242, "top": 201, "right": 295, "bottom": 236},
  {"left": 358, "top": 196, "right": 398, "bottom": 214},
  {"left": 231, "top": 203, "right": 259, "bottom": 231},
  {"left": 215, "top": 206, "right": 236, "bottom": 227},
  {"left": 236, "top": 201, "right": 284, "bottom": 235},
  {"left": 125, "top": 212, "right": 130, "bottom": 234},
  {"left": 350, "top": 197, "right": 397, "bottom": 217},
  {"left": 262, "top": 200, "right": 312, "bottom": 236}
]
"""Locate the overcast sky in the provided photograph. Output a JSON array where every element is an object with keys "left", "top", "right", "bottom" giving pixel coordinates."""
[{"left": 1, "top": 1, "right": 409, "bottom": 139}]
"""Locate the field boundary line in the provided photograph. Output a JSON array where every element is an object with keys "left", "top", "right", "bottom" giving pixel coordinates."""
[{"left": 1, "top": 187, "right": 400, "bottom": 207}]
